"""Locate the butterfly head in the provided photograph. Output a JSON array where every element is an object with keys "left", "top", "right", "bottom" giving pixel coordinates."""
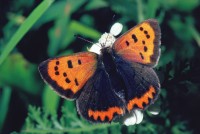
[{"left": 89, "top": 22, "right": 123, "bottom": 54}]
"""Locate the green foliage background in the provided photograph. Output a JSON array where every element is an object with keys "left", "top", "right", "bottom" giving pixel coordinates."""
[{"left": 0, "top": 0, "right": 200, "bottom": 133}]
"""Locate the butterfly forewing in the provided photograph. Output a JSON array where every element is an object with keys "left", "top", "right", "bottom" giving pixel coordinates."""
[
  {"left": 38, "top": 52, "right": 97, "bottom": 99},
  {"left": 113, "top": 19, "right": 161, "bottom": 67}
]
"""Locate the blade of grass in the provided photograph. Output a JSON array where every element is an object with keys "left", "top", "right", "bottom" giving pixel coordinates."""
[
  {"left": 0, "top": 86, "right": 12, "bottom": 132},
  {"left": 190, "top": 25, "right": 200, "bottom": 47},
  {"left": 69, "top": 20, "right": 101, "bottom": 39},
  {"left": 136, "top": 0, "right": 144, "bottom": 22},
  {"left": 0, "top": 0, "right": 54, "bottom": 65}
]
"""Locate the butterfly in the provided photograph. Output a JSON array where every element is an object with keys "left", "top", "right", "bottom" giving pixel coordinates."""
[{"left": 38, "top": 19, "right": 161, "bottom": 123}]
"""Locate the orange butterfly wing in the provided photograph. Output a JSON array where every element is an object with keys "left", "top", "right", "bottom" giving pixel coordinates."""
[
  {"left": 38, "top": 52, "right": 97, "bottom": 100},
  {"left": 113, "top": 19, "right": 161, "bottom": 67}
]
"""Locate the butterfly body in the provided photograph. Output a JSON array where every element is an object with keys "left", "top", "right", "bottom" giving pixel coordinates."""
[{"left": 39, "top": 19, "right": 161, "bottom": 123}]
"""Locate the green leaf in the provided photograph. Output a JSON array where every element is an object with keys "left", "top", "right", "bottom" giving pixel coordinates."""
[
  {"left": 85, "top": 0, "right": 108, "bottom": 10},
  {"left": 42, "top": 85, "right": 60, "bottom": 114},
  {"left": 175, "top": 0, "right": 199, "bottom": 12},
  {"left": 169, "top": 16, "right": 192, "bottom": 41},
  {"left": 0, "top": 53, "right": 42, "bottom": 94}
]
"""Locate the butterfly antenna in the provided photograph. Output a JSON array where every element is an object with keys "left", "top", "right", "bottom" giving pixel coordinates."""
[
  {"left": 74, "top": 34, "right": 94, "bottom": 45},
  {"left": 112, "top": 14, "right": 116, "bottom": 22}
]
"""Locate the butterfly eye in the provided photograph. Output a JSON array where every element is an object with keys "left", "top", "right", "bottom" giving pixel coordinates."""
[{"left": 110, "top": 22, "right": 123, "bottom": 36}]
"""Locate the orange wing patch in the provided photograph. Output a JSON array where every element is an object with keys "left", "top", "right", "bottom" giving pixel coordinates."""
[
  {"left": 113, "top": 19, "right": 161, "bottom": 67},
  {"left": 39, "top": 52, "right": 97, "bottom": 99},
  {"left": 88, "top": 107, "right": 124, "bottom": 122},
  {"left": 127, "top": 86, "right": 156, "bottom": 111}
]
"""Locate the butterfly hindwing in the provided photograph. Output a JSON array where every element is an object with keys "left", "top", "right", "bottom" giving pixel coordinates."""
[
  {"left": 113, "top": 19, "right": 161, "bottom": 67},
  {"left": 76, "top": 66, "right": 125, "bottom": 123},
  {"left": 38, "top": 52, "right": 97, "bottom": 99},
  {"left": 113, "top": 54, "right": 160, "bottom": 112}
]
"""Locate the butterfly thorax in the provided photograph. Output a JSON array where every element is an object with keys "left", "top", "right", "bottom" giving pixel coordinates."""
[{"left": 100, "top": 47, "right": 115, "bottom": 73}]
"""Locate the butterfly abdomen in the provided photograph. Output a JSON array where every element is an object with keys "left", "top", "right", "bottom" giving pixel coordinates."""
[{"left": 100, "top": 48, "right": 127, "bottom": 99}]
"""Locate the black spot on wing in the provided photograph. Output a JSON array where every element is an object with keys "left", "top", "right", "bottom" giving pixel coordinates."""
[
  {"left": 65, "top": 78, "right": 71, "bottom": 83},
  {"left": 144, "top": 46, "right": 148, "bottom": 52},
  {"left": 144, "top": 30, "right": 148, "bottom": 34},
  {"left": 55, "top": 71, "right": 59, "bottom": 75},
  {"left": 54, "top": 66, "right": 58, "bottom": 71},
  {"left": 146, "top": 35, "right": 150, "bottom": 39},
  {"left": 67, "top": 60, "right": 73, "bottom": 68},
  {"left": 139, "top": 52, "right": 144, "bottom": 59},
  {"left": 56, "top": 61, "right": 59, "bottom": 65},
  {"left": 125, "top": 41, "right": 129, "bottom": 46},
  {"left": 143, "top": 30, "right": 151, "bottom": 39},
  {"left": 78, "top": 59, "right": 82, "bottom": 65},
  {"left": 74, "top": 78, "right": 79, "bottom": 86},
  {"left": 132, "top": 34, "right": 138, "bottom": 43},
  {"left": 142, "top": 40, "right": 145, "bottom": 45},
  {"left": 63, "top": 72, "right": 67, "bottom": 77}
]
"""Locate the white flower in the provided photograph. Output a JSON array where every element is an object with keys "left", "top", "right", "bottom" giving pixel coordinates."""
[
  {"left": 118, "top": 104, "right": 161, "bottom": 126},
  {"left": 89, "top": 22, "right": 123, "bottom": 54},
  {"left": 122, "top": 109, "right": 144, "bottom": 126},
  {"left": 110, "top": 22, "right": 123, "bottom": 36}
]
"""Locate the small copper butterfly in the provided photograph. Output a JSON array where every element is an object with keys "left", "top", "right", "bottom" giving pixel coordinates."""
[{"left": 38, "top": 19, "right": 161, "bottom": 123}]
